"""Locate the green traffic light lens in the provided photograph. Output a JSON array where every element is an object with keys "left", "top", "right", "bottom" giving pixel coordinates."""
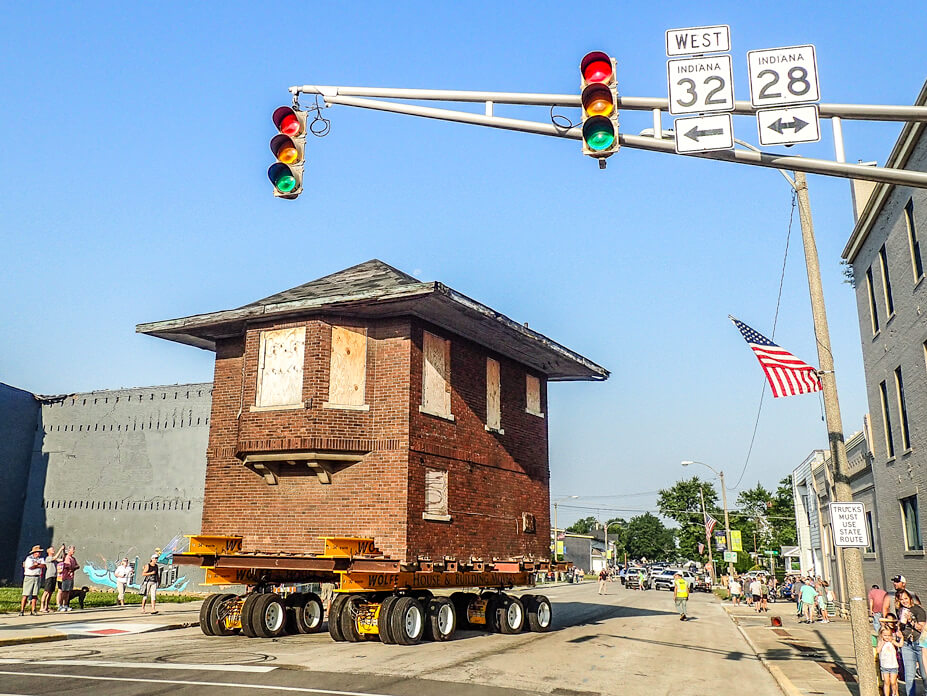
[
  {"left": 275, "top": 174, "right": 296, "bottom": 193},
  {"left": 583, "top": 116, "right": 616, "bottom": 151}
]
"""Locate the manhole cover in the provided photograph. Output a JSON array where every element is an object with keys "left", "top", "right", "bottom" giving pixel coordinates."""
[
  {"left": 157, "top": 651, "right": 275, "bottom": 665},
  {"left": 1, "top": 646, "right": 101, "bottom": 660}
]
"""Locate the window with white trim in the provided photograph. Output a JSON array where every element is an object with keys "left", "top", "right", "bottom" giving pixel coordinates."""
[
  {"left": 255, "top": 327, "right": 305, "bottom": 408},
  {"left": 901, "top": 495, "right": 923, "bottom": 551},
  {"left": 866, "top": 267, "right": 880, "bottom": 334},
  {"left": 906, "top": 198, "right": 924, "bottom": 282}
]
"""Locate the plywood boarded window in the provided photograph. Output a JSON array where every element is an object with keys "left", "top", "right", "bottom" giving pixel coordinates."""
[
  {"left": 326, "top": 325, "right": 367, "bottom": 407},
  {"left": 424, "top": 468, "right": 450, "bottom": 521},
  {"left": 421, "top": 331, "right": 452, "bottom": 419},
  {"left": 486, "top": 357, "right": 502, "bottom": 432},
  {"left": 255, "top": 327, "right": 305, "bottom": 408},
  {"left": 526, "top": 374, "right": 544, "bottom": 417}
]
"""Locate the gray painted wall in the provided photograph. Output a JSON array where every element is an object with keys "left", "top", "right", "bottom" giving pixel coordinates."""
[
  {"left": 850, "top": 128, "right": 927, "bottom": 592},
  {"left": 12, "top": 383, "right": 211, "bottom": 591},
  {"left": 0, "top": 383, "right": 40, "bottom": 583}
]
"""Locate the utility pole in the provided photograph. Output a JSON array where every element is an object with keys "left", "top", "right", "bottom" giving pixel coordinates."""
[
  {"left": 719, "top": 470, "right": 734, "bottom": 578},
  {"left": 794, "top": 170, "right": 878, "bottom": 696},
  {"left": 699, "top": 486, "right": 716, "bottom": 585}
]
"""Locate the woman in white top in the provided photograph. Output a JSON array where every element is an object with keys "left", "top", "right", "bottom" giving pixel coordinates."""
[{"left": 114, "top": 558, "right": 132, "bottom": 606}]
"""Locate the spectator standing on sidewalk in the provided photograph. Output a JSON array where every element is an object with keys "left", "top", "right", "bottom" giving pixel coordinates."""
[
  {"left": 896, "top": 589, "right": 926, "bottom": 696},
  {"left": 56, "top": 546, "right": 79, "bottom": 612},
  {"left": 20, "top": 545, "right": 45, "bottom": 616},
  {"left": 871, "top": 584, "right": 888, "bottom": 633},
  {"left": 598, "top": 567, "right": 608, "bottom": 595},
  {"left": 40, "top": 545, "right": 64, "bottom": 613},
  {"left": 114, "top": 558, "right": 133, "bottom": 606},
  {"left": 799, "top": 578, "right": 819, "bottom": 624},
  {"left": 879, "top": 626, "right": 904, "bottom": 696},
  {"left": 673, "top": 572, "right": 689, "bottom": 621},
  {"left": 140, "top": 554, "right": 161, "bottom": 614},
  {"left": 729, "top": 575, "right": 742, "bottom": 605},
  {"left": 884, "top": 575, "right": 908, "bottom": 623}
]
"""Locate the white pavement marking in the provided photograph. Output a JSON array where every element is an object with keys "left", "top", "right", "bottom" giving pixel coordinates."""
[
  {"left": 0, "top": 671, "right": 399, "bottom": 696},
  {"left": 0, "top": 659, "right": 276, "bottom": 673},
  {"left": 52, "top": 622, "right": 164, "bottom": 636}
]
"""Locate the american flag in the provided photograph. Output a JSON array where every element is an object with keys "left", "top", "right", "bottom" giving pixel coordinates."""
[
  {"left": 704, "top": 511, "right": 717, "bottom": 541},
  {"left": 730, "top": 317, "right": 822, "bottom": 399}
]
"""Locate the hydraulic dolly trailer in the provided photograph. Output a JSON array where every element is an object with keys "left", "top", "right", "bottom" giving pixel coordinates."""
[{"left": 176, "top": 535, "right": 563, "bottom": 645}]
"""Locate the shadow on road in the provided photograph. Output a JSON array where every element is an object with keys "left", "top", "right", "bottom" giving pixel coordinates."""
[{"left": 607, "top": 633, "right": 752, "bottom": 660}]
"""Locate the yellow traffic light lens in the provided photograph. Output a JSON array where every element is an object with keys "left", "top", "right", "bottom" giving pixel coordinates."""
[
  {"left": 586, "top": 97, "right": 613, "bottom": 117},
  {"left": 278, "top": 146, "right": 298, "bottom": 164}
]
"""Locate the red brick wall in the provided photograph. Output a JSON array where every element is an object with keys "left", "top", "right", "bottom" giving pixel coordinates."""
[
  {"left": 201, "top": 315, "right": 551, "bottom": 563},
  {"left": 201, "top": 317, "right": 411, "bottom": 558},
  {"left": 406, "top": 320, "right": 551, "bottom": 560}
]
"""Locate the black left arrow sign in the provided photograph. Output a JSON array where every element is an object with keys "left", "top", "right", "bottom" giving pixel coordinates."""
[{"left": 685, "top": 125, "right": 724, "bottom": 142}]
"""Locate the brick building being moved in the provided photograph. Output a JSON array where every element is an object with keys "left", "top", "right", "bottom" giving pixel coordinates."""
[{"left": 138, "top": 260, "right": 608, "bottom": 565}]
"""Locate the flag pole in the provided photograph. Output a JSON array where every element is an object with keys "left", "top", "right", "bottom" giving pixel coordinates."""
[
  {"left": 794, "top": 170, "right": 878, "bottom": 696},
  {"left": 700, "top": 486, "right": 716, "bottom": 587}
]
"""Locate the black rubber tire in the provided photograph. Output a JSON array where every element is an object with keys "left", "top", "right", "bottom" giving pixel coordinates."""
[
  {"left": 377, "top": 595, "right": 400, "bottom": 644},
  {"left": 389, "top": 596, "right": 425, "bottom": 645},
  {"left": 328, "top": 594, "right": 349, "bottom": 642},
  {"left": 209, "top": 593, "right": 238, "bottom": 636},
  {"left": 496, "top": 594, "right": 525, "bottom": 634},
  {"left": 339, "top": 595, "right": 365, "bottom": 642},
  {"left": 240, "top": 593, "right": 262, "bottom": 638},
  {"left": 423, "top": 597, "right": 456, "bottom": 641},
  {"left": 449, "top": 592, "right": 472, "bottom": 630},
  {"left": 252, "top": 593, "right": 287, "bottom": 638},
  {"left": 284, "top": 593, "right": 304, "bottom": 635},
  {"left": 525, "top": 594, "right": 553, "bottom": 633},
  {"left": 199, "top": 593, "right": 222, "bottom": 636},
  {"left": 291, "top": 592, "right": 324, "bottom": 634},
  {"left": 483, "top": 593, "right": 501, "bottom": 633}
]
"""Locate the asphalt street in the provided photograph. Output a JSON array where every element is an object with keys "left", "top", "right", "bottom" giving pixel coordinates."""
[{"left": 0, "top": 582, "right": 782, "bottom": 696}]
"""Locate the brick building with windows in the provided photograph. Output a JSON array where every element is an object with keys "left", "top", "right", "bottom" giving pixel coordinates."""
[
  {"left": 842, "top": 80, "right": 927, "bottom": 588},
  {"left": 137, "top": 260, "right": 608, "bottom": 564}
]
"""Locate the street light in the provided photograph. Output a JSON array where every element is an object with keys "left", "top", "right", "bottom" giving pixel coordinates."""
[
  {"left": 599, "top": 519, "right": 623, "bottom": 568},
  {"left": 681, "top": 460, "right": 734, "bottom": 578}
]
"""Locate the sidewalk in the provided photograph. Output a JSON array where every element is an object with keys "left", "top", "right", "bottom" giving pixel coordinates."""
[
  {"left": 0, "top": 600, "right": 202, "bottom": 646},
  {"left": 723, "top": 598, "right": 861, "bottom": 696}
]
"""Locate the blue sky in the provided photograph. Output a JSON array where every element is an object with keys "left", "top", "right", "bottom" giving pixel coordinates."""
[{"left": 2, "top": 3, "right": 926, "bottom": 528}]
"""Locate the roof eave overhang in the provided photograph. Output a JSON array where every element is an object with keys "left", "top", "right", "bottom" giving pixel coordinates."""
[
  {"left": 137, "top": 282, "right": 609, "bottom": 382},
  {"left": 842, "top": 79, "right": 927, "bottom": 263}
]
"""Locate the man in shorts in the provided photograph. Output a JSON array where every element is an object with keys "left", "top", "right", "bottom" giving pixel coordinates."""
[
  {"left": 57, "top": 546, "right": 79, "bottom": 612},
  {"left": 20, "top": 545, "right": 45, "bottom": 616},
  {"left": 40, "top": 545, "right": 64, "bottom": 613}
]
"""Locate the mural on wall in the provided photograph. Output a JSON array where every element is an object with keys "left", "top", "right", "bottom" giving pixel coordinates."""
[{"left": 82, "top": 533, "right": 191, "bottom": 592}]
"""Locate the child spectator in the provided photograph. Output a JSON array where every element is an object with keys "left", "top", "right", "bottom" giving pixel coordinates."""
[{"left": 878, "top": 626, "right": 903, "bottom": 696}]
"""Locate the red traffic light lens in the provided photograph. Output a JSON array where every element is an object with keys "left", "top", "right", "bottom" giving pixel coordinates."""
[
  {"left": 272, "top": 106, "right": 303, "bottom": 136},
  {"left": 581, "top": 83, "right": 614, "bottom": 117},
  {"left": 581, "top": 51, "right": 613, "bottom": 84}
]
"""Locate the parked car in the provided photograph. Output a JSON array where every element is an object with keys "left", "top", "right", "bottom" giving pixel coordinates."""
[
  {"left": 652, "top": 569, "right": 697, "bottom": 591},
  {"left": 692, "top": 573, "right": 712, "bottom": 592}
]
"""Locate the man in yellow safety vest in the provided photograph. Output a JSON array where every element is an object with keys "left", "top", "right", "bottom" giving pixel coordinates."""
[{"left": 673, "top": 572, "right": 689, "bottom": 621}]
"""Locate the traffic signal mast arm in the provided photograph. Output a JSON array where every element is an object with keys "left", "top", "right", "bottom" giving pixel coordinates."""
[{"left": 291, "top": 84, "right": 927, "bottom": 190}]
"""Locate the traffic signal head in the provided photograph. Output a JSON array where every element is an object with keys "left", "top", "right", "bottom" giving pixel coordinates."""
[
  {"left": 580, "top": 51, "right": 619, "bottom": 159},
  {"left": 268, "top": 106, "right": 307, "bottom": 199}
]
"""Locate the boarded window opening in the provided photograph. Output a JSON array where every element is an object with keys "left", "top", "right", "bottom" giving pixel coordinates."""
[
  {"left": 255, "top": 327, "right": 306, "bottom": 408},
  {"left": 486, "top": 357, "right": 502, "bottom": 432},
  {"left": 526, "top": 374, "right": 544, "bottom": 417},
  {"left": 327, "top": 326, "right": 368, "bottom": 407},
  {"left": 421, "top": 331, "right": 452, "bottom": 419},
  {"left": 424, "top": 468, "right": 450, "bottom": 521}
]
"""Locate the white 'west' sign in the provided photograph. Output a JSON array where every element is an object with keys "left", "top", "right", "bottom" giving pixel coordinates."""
[{"left": 666, "top": 25, "right": 731, "bottom": 57}]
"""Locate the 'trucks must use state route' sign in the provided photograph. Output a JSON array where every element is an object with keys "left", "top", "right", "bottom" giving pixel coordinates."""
[{"left": 828, "top": 502, "right": 869, "bottom": 548}]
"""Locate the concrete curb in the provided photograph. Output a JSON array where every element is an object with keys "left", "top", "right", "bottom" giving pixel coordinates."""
[
  {"left": 0, "top": 621, "right": 195, "bottom": 647},
  {"left": 723, "top": 606, "right": 804, "bottom": 696}
]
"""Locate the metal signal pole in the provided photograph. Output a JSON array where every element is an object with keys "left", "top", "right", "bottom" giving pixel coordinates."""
[{"left": 794, "top": 170, "right": 878, "bottom": 696}]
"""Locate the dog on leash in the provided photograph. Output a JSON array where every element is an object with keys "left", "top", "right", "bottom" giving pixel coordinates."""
[{"left": 65, "top": 586, "right": 90, "bottom": 609}]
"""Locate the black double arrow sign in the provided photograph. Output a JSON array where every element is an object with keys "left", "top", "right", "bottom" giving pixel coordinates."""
[{"left": 768, "top": 117, "right": 808, "bottom": 134}]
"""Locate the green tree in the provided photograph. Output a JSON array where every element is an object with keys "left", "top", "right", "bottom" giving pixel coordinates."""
[
  {"left": 732, "top": 477, "right": 797, "bottom": 559},
  {"left": 657, "top": 476, "right": 720, "bottom": 562},
  {"left": 566, "top": 516, "right": 598, "bottom": 535},
  {"left": 625, "top": 513, "right": 675, "bottom": 561}
]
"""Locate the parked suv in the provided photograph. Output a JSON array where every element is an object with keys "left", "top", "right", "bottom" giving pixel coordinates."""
[
  {"left": 624, "top": 566, "right": 649, "bottom": 589},
  {"left": 652, "top": 569, "right": 696, "bottom": 591}
]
